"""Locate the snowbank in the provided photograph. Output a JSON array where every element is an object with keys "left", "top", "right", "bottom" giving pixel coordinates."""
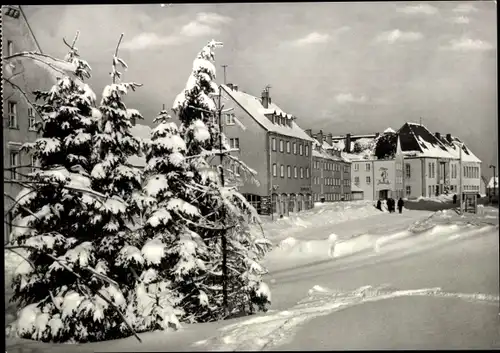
[
  {"left": 258, "top": 201, "right": 382, "bottom": 243},
  {"left": 266, "top": 213, "right": 495, "bottom": 265},
  {"left": 415, "top": 194, "right": 454, "bottom": 203}
]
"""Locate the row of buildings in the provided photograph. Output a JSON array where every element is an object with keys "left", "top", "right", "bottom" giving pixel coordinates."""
[{"left": 218, "top": 83, "right": 482, "bottom": 215}]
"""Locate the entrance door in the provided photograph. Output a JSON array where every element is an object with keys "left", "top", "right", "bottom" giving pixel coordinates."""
[{"left": 379, "top": 189, "right": 389, "bottom": 200}]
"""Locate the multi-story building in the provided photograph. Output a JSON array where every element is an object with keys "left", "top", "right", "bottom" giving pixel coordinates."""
[
  {"left": 3, "top": 5, "right": 55, "bottom": 241},
  {"left": 398, "top": 123, "right": 481, "bottom": 199},
  {"left": 220, "top": 84, "right": 315, "bottom": 215},
  {"left": 306, "top": 130, "right": 351, "bottom": 202}
]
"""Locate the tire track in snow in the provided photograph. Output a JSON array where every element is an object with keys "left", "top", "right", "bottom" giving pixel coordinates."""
[{"left": 193, "top": 285, "right": 499, "bottom": 351}]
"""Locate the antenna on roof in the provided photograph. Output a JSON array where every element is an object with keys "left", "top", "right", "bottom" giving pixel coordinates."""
[
  {"left": 265, "top": 84, "right": 271, "bottom": 93},
  {"left": 162, "top": 103, "right": 165, "bottom": 111}
]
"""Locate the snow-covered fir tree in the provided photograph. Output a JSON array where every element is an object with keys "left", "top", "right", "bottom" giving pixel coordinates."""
[
  {"left": 172, "top": 40, "right": 272, "bottom": 321},
  {"left": 6, "top": 33, "right": 113, "bottom": 342}
]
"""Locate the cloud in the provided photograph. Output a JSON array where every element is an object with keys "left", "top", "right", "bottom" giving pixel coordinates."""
[
  {"left": 444, "top": 37, "right": 493, "bottom": 51},
  {"left": 121, "top": 32, "right": 182, "bottom": 50},
  {"left": 375, "top": 29, "right": 423, "bottom": 44},
  {"left": 181, "top": 12, "right": 232, "bottom": 37},
  {"left": 453, "top": 3, "right": 478, "bottom": 13},
  {"left": 397, "top": 4, "right": 438, "bottom": 15},
  {"left": 335, "top": 93, "right": 367, "bottom": 104},
  {"left": 292, "top": 32, "right": 330, "bottom": 46},
  {"left": 122, "top": 12, "right": 231, "bottom": 50},
  {"left": 451, "top": 16, "right": 470, "bottom": 24}
]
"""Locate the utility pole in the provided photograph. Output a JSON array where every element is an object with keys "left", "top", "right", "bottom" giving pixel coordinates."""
[
  {"left": 419, "top": 117, "right": 422, "bottom": 126},
  {"left": 490, "top": 164, "right": 497, "bottom": 200},
  {"left": 458, "top": 142, "right": 464, "bottom": 215},
  {"left": 217, "top": 84, "right": 228, "bottom": 318},
  {"left": 221, "top": 65, "right": 228, "bottom": 85},
  {"left": 162, "top": 103, "right": 165, "bottom": 111}
]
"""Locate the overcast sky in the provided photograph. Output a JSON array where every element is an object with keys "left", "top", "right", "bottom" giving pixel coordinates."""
[{"left": 23, "top": 2, "right": 497, "bottom": 176}]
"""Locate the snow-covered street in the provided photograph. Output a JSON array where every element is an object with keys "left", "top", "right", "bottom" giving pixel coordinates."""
[{"left": 6, "top": 203, "right": 499, "bottom": 351}]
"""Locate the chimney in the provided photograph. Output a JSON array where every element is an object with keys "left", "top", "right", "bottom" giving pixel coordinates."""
[
  {"left": 317, "top": 130, "right": 324, "bottom": 145},
  {"left": 446, "top": 133, "right": 452, "bottom": 142},
  {"left": 233, "top": 84, "right": 238, "bottom": 91},
  {"left": 435, "top": 132, "right": 441, "bottom": 140},
  {"left": 305, "top": 129, "right": 313, "bottom": 137},
  {"left": 326, "top": 133, "right": 333, "bottom": 146},
  {"left": 227, "top": 83, "right": 234, "bottom": 90},
  {"left": 375, "top": 132, "right": 380, "bottom": 138},
  {"left": 345, "top": 133, "right": 352, "bottom": 153},
  {"left": 261, "top": 89, "right": 269, "bottom": 108}
]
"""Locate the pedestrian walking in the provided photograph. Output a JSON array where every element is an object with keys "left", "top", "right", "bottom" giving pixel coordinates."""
[
  {"left": 453, "top": 194, "right": 457, "bottom": 204},
  {"left": 376, "top": 199, "right": 382, "bottom": 211},
  {"left": 398, "top": 198, "right": 404, "bottom": 214},
  {"left": 388, "top": 198, "right": 394, "bottom": 213}
]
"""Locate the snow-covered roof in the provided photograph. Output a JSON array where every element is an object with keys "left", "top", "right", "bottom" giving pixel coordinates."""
[
  {"left": 343, "top": 153, "right": 377, "bottom": 162},
  {"left": 221, "top": 85, "right": 314, "bottom": 142},
  {"left": 312, "top": 140, "right": 344, "bottom": 161},
  {"left": 397, "top": 123, "right": 454, "bottom": 159},
  {"left": 351, "top": 184, "right": 364, "bottom": 193},
  {"left": 384, "top": 127, "right": 395, "bottom": 134},
  {"left": 434, "top": 134, "right": 481, "bottom": 163},
  {"left": 487, "top": 177, "right": 499, "bottom": 189}
]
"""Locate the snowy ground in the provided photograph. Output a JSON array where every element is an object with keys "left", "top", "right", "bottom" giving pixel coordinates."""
[{"left": 5, "top": 203, "right": 499, "bottom": 351}]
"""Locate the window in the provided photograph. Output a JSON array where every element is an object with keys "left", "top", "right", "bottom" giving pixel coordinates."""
[
  {"left": 300, "top": 167, "right": 304, "bottom": 179},
  {"left": 286, "top": 141, "right": 291, "bottom": 153},
  {"left": 8, "top": 101, "right": 18, "bottom": 129},
  {"left": 305, "top": 145, "right": 309, "bottom": 157},
  {"left": 354, "top": 164, "right": 359, "bottom": 171},
  {"left": 279, "top": 139, "right": 284, "bottom": 152},
  {"left": 405, "top": 163, "right": 411, "bottom": 179},
  {"left": 28, "top": 107, "right": 37, "bottom": 131},
  {"left": 406, "top": 185, "right": 411, "bottom": 196},
  {"left": 287, "top": 165, "right": 291, "bottom": 178},
  {"left": 365, "top": 163, "right": 371, "bottom": 171},
  {"left": 293, "top": 142, "right": 297, "bottom": 154},
  {"left": 428, "top": 185, "right": 432, "bottom": 198},
  {"left": 7, "top": 40, "right": 14, "bottom": 56},
  {"left": 431, "top": 163, "right": 435, "bottom": 178},
  {"left": 306, "top": 167, "right": 310, "bottom": 178},
  {"left": 280, "top": 164, "right": 284, "bottom": 178},
  {"left": 30, "top": 154, "right": 37, "bottom": 173},
  {"left": 272, "top": 138, "right": 276, "bottom": 151},
  {"left": 225, "top": 113, "right": 235, "bottom": 125},
  {"left": 354, "top": 176, "right": 359, "bottom": 184},
  {"left": 366, "top": 176, "right": 371, "bottom": 184},
  {"left": 294, "top": 166, "right": 298, "bottom": 178},
  {"left": 10, "top": 151, "right": 19, "bottom": 180},
  {"left": 272, "top": 163, "right": 277, "bottom": 177},
  {"left": 299, "top": 144, "right": 303, "bottom": 156},
  {"left": 229, "top": 138, "right": 240, "bottom": 149}
]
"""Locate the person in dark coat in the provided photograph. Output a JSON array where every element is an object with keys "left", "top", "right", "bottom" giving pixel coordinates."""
[
  {"left": 397, "top": 198, "right": 404, "bottom": 214},
  {"left": 453, "top": 194, "right": 457, "bottom": 204},
  {"left": 376, "top": 199, "right": 382, "bottom": 211},
  {"left": 388, "top": 198, "right": 394, "bottom": 213}
]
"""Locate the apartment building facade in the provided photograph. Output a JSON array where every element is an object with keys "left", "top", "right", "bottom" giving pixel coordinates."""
[
  {"left": 309, "top": 137, "right": 352, "bottom": 203},
  {"left": 398, "top": 123, "right": 481, "bottom": 199},
  {"left": 220, "top": 84, "right": 315, "bottom": 215},
  {"left": 3, "top": 6, "right": 55, "bottom": 241}
]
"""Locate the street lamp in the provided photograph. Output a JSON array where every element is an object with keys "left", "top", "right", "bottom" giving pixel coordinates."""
[
  {"left": 453, "top": 141, "right": 464, "bottom": 215},
  {"left": 489, "top": 165, "right": 497, "bottom": 200}
]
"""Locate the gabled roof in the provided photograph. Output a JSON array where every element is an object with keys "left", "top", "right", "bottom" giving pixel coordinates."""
[
  {"left": 221, "top": 85, "right": 314, "bottom": 142},
  {"left": 397, "top": 122, "right": 481, "bottom": 162},
  {"left": 397, "top": 122, "right": 454, "bottom": 158}
]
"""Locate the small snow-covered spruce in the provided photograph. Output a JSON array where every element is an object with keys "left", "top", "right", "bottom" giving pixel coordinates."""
[
  {"left": 7, "top": 32, "right": 118, "bottom": 343},
  {"left": 172, "top": 40, "right": 272, "bottom": 322}
]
